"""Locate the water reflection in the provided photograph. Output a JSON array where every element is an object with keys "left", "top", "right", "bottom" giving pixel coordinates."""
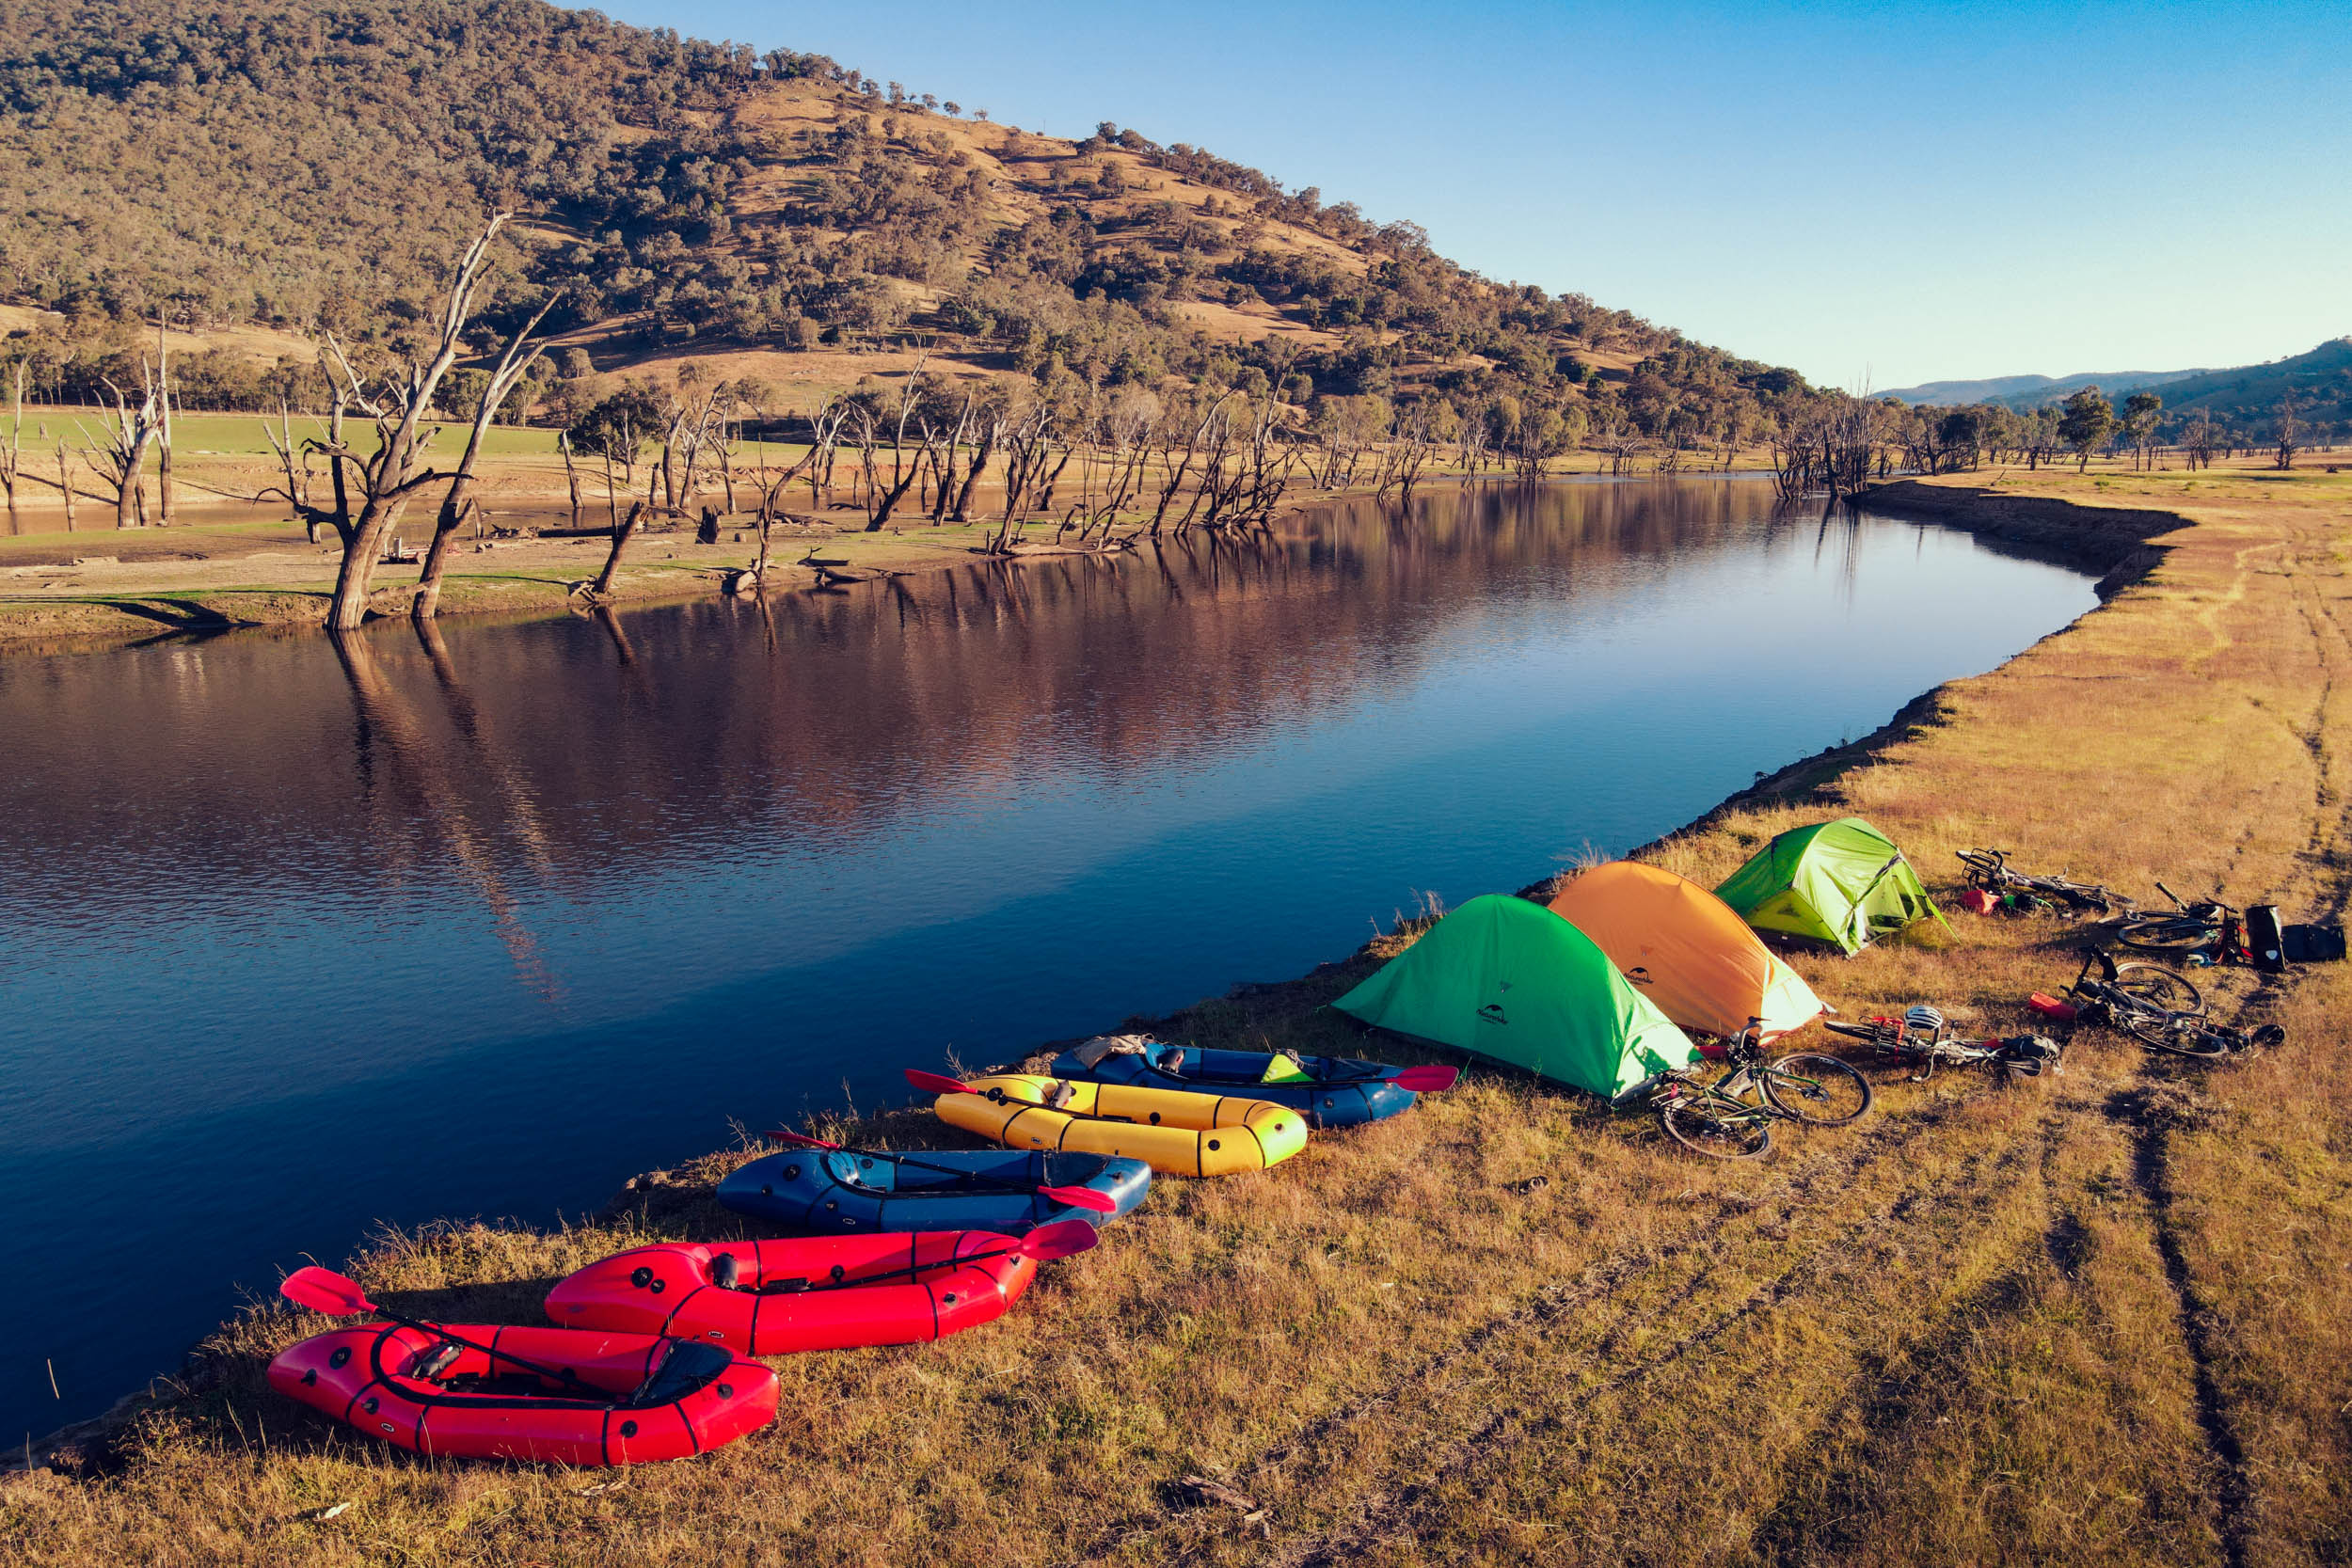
[{"left": 0, "top": 479, "right": 2096, "bottom": 1435}]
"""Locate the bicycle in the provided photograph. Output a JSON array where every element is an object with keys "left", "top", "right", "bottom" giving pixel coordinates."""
[
  {"left": 1650, "top": 1022, "right": 1873, "bottom": 1160},
  {"left": 1956, "top": 848, "right": 2135, "bottom": 917},
  {"left": 2024, "top": 948, "right": 2223, "bottom": 1056},
  {"left": 2115, "top": 880, "right": 2247, "bottom": 962},
  {"left": 2029, "top": 952, "right": 2280, "bottom": 1059},
  {"left": 1826, "top": 1005, "right": 2064, "bottom": 1081}
]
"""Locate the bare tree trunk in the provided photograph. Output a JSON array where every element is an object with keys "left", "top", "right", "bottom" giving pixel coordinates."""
[
  {"left": 0, "top": 362, "right": 22, "bottom": 536},
  {"left": 322, "top": 214, "right": 513, "bottom": 629},
  {"left": 415, "top": 294, "right": 558, "bottom": 620},
  {"left": 561, "top": 433, "right": 583, "bottom": 528},
  {"left": 594, "top": 501, "right": 647, "bottom": 594},
  {"left": 57, "top": 445, "right": 76, "bottom": 531},
  {"left": 153, "top": 319, "right": 174, "bottom": 526}
]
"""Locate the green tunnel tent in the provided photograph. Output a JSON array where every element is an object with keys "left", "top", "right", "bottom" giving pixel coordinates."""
[
  {"left": 1331, "top": 895, "right": 1700, "bottom": 1101},
  {"left": 1712, "top": 816, "right": 1951, "bottom": 957}
]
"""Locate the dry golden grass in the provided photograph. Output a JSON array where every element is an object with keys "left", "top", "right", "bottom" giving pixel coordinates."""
[{"left": 8, "top": 463, "right": 2352, "bottom": 1564}]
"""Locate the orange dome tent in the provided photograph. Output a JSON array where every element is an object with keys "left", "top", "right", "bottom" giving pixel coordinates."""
[{"left": 1548, "top": 862, "right": 1827, "bottom": 1043}]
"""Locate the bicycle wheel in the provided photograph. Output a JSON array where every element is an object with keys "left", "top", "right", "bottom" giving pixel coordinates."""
[
  {"left": 2116, "top": 916, "right": 2217, "bottom": 955},
  {"left": 1760, "top": 1053, "right": 1874, "bottom": 1125},
  {"left": 1659, "top": 1098, "right": 1772, "bottom": 1159},
  {"left": 2125, "top": 1010, "right": 2233, "bottom": 1058},
  {"left": 2110, "top": 962, "right": 2203, "bottom": 1015}
]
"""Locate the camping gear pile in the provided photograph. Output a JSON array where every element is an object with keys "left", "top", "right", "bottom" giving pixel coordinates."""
[{"left": 268, "top": 812, "right": 2316, "bottom": 1465}]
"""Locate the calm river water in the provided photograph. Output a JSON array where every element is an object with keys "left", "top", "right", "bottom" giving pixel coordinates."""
[{"left": 0, "top": 479, "right": 2096, "bottom": 1435}]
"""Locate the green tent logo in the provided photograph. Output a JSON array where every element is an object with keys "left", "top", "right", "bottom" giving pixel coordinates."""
[{"left": 1477, "top": 1003, "right": 1509, "bottom": 1025}]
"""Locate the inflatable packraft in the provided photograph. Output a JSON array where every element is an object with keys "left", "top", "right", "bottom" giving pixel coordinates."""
[
  {"left": 1046, "top": 1041, "right": 1419, "bottom": 1129},
  {"left": 930, "top": 1074, "right": 1307, "bottom": 1176},
  {"left": 717, "top": 1147, "right": 1152, "bottom": 1234},
  {"left": 267, "top": 1322, "right": 776, "bottom": 1466},
  {"left": 546, "top": 1232, "right": 1041, "bottom": 1354}
]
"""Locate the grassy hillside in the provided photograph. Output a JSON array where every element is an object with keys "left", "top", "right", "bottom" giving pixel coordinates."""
[
  {"left": 0, "top": 0, "right": 1803, "bottom": 449},
  {"left": 2137, "top": 337, "right": 2352, "bottom": 433}
]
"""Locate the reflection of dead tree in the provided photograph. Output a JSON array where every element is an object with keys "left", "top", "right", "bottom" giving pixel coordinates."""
[
  {"left": 327, "top": 626, "right": 560, "bottom": 1001},
  {"left": 413, "top": 292, "right": 561, "bottom": 621}
]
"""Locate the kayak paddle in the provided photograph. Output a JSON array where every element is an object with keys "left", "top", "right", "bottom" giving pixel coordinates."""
[
  {"left": 908, "top": 1063, "right": 1457, "bottom": 1096},
  {"left": 762, "top": 1128, "right": 1117, "bottom": 1213},
  {"left": 280, "top": 1265, "right": 600, "bottom": 1397},
  {"left": 746, "top": 1217, "right": 1102, "bottom": 1294}
]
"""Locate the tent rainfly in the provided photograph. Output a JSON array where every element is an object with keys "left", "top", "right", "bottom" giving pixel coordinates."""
[
  {"left": 1331, "top": 894, "right": 1699, "bottom": 1101},
  {"left": 1712, "top": 816, "right": 1949, "bottom": 957},
  {"left": 1547, "top": 861, "right": 1827, "bottom": 1042}
]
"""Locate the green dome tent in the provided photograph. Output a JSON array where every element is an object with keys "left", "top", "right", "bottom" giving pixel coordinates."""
[
  {"left": 1332, "top": 895, "right": 1699, "bottom": 1101},
  {"left": 1712, "top": 816, "right": 1950, "bottom": 957}
]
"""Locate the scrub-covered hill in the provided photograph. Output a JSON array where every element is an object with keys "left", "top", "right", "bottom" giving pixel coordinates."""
[{"left": 0, "top": 0, "right": 1804, "bottom": 444}]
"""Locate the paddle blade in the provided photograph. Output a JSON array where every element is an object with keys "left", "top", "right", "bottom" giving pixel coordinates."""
[
  {"left": 281, "top": 1265, "right": 375, "bottom": 1318},
  {"left": 1039, "top": 1183, "right": 1119, "bottom": 1214},
  {"left": 1017, "top": 1218, "right": 1102, "bottom": 1261},
  {"left": 1390, "top": 1064, "right": 1459, "bottom": 1093},
  {"left": 766, "top": 1128, "right": 841, "bottom": 1150},
  {"left": 904, "top": 1069, "right": 977, "bottom": 1096}
]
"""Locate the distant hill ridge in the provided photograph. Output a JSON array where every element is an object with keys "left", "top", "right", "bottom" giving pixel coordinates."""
[
  {"left": 1883, "top": 338, "right": 2352, "bottom": 429},
  {"left": 1878, "top": 368, "right": 2203, "bottom": 409}
]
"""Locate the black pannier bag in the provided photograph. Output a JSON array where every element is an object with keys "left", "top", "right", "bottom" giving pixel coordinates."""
[
  {"left": 2283, "top": 923, "right": 2347, "bottom": 963},
  {"left": 2246, "top": 905, "right": 2286, "bottom": 972}
]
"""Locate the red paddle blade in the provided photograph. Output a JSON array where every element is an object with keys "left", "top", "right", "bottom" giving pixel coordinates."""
[
  {"left": 2027, "top": 992, "right": 2079, "bottom": 1022},
  {"left": 1039, "top": 1183, "right": 1119, "bottom": 1214},
  {"left": 1390, "top": 1064, "right": 1459, "bottom": 1093},
  {"left": 904, "top": 1068, "right": 977, "bottom": 1095},
  {"left": 281, "top": 1265, "right": 375, "bottom": 1318},
  {"left": 1017, "top": 1218, "right": 1102, "bottom": 1261},
  {"left": 766, "top": 1128, "right": 841, "bottom": 1150}
]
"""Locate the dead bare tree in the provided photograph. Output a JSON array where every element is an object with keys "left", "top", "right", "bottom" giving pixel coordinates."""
[
  {"left": 859, "top": 356, "right": 932, "bottom": 531},
  {"left": 152, "top": 318, "right": 175, "bottom": 526},
  {"left": 2276, "top": 392, "right": 2300, "bottom": 471},
  {"left": 56, "top": 444, "right": 77, "bottom": 531},
  {"left": 413, "top": 291, "right": 562, "bottom": 620},
  {"left": 314, "top": 214, "right": 515, "bottom": 630},
  {"left": 76, "top": 367, "right": 164, "bottom": 529},
  {"left": 0, "top": 361, "right": 24, "bottom": 535}
]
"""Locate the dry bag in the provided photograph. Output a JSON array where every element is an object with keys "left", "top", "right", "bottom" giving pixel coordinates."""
[
  {"left": 2246, "top": 905, "right": 2286, "bottom": 972},
  {"left": 2283, "top": 923, "right": 2347, "bottom": 963}
]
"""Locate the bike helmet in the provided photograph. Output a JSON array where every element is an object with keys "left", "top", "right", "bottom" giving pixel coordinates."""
[{"left": 1903, "top": 1004, "right": 1947, "bottom": 1037}]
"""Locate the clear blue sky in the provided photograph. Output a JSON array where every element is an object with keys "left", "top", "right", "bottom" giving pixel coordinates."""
[{"left": 616, "top": 1, "right": 2350, "bottom": 388}]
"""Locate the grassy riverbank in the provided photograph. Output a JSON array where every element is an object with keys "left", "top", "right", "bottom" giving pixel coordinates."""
[{"left": 8, "top": 463, "right": 2352, "bottom": 1565}]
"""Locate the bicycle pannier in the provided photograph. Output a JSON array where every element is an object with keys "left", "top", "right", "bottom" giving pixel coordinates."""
[
  {"left": 2245, "top": 905, "right": 2287, "bottom": 972},
  {"left": 2283, "top": 923, "right": 2347, "bottom": 963}
]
